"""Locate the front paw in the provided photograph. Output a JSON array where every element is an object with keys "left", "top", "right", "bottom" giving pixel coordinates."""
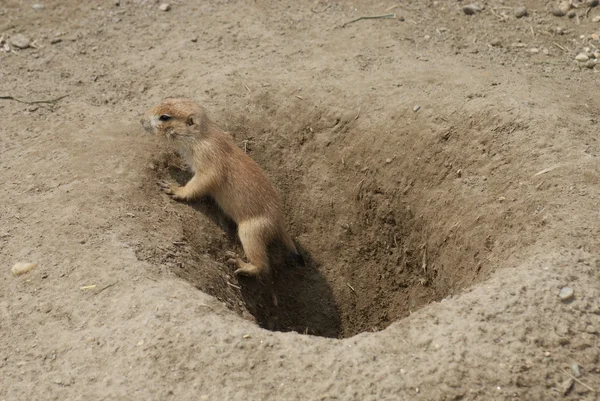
[{"left": 157, "top": 180, "right": 186, "bottom": 201}]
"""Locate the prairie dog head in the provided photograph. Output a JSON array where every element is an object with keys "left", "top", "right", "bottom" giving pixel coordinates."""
[{"left": 140, "top": 97, "right": 208, "bottom": 141}]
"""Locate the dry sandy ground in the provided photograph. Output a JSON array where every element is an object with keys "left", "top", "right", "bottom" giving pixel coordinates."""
[{"left": 1, "top": 0, "right": 600, "bottom": 399}]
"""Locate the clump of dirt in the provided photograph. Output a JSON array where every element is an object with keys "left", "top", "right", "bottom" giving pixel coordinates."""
[{"left": 129, "top": 96, "right": 532, "bottom": 338}]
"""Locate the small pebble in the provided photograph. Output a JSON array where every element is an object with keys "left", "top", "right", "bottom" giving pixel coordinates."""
[
  {"left": 560, "top": 1, "right": 572, "bottom": 13},
  {"left": 585, "top": 60, "right": 596, "bottom": 69},
  {"left": 9, "top": 34, "right": 31, "bottom": 49},
  {"left": 571, "top": 363, "right": 581, "bottom": 378},
  {"left": 32, "top": 3, "right": 44, "bottom": 9},
  {"left": 490, "top": 38, "right": 502, "bottom": 47},
  {"left": 586, "top": 325, "right": 597, "bottom": 334},
  {"left": 575, "top": 53, "right": 589, "bottom": 62},
  {"left": 191, "top": 36, "right": 198, "bottom": 43},
  {"left": 559, "top": 287, "right": 574, "bottom": 302},
  {"left": 159, "top": 3, "right": 171, "bottom": 11},
  {"left": 593, "top": 16, "right": 600, "bottom": 22},
  {"left": 588, "top": 0, "right": 599, "bottom": 7},
  {"left": 567, "top": 9, "right": 576, "bottom": 18},
  {"left": 11, "top": 262, "right": 37, "bottom": 276},
  {"left": 529, "top": 48, "right": 539, "bottom": 54},
  {"left": 462, "top": 4, "right": 481, "bottom": 15},
  {"left": 385, "top": 158, "right": 392, "bottom": 164},
  {"left": 413, "top": 104, "right": 421, "bottom": 112},
  {"left": 514, "top": 6, "right": 528, "bottom": 18}
]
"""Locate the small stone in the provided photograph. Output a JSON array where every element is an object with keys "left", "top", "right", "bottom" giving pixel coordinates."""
[
  {"left": 32, "top": 3, "right": 44, "bottom": 9},
  {"left": 560, "top": 1, "right": 572, "bottom": 13},
  {"left": 559, "top": 287, "right": 574, "bottom": 302},
  {"left": 456, "top": 169, "right": 462, "bottom": 177},
  {"left": 191, "top": 36, "right": 198, "bottom": 43},
  {"left": 586, "top": 325, "right": 597, "bottom": 334},
  {"left": 588, "top": 0, "right": 599, "bottom": 7},
  {"left": 114, "top": 0, "right": 120, "bottom": 5},
  {"left": 585, "top": 60, "right": 596, "bottom": 69},
  {"left": 385, "top": 158, "right": 392, "bottom": 164},
  {"left": 529, "top": 48, "right": 539, "bottom": 54},
  {"left": 567, "top": 9, "right": 576, "bottom": 18},
  {"left": 159, "top": 3, "right": 171, "bottom": 11},
  {"left": 490, "top": 38, "right": 502, "bottom": 47},
  {"left": 593, "top": 16, "right": 600, "bottom": 22},
  {"left": 11, "top": 262, "right": 37, "bottom": 276},
  {"left": 462, "top": 4, "right": 482, "bottom": 15},
  {"left": 514, "top": 7, "right": 528, "bottom": 18},
  {"left": 9, "top": 34, "right": 31, "bottom": 49},
  {"left": 575, "top": 53, "right": 590, "bottom": 62},
  {"left": 50, "top": 38, "right": 62, "bottom": 44},
  {"left": 413, "top": 104, "right": 421, "bottom": 112},
  {"left": 571, "top": 363, "right": 581, "bottom": 377}
]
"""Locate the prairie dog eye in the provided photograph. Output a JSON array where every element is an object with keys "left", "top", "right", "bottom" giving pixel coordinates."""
[{"left": 159, "top": 114, "right": 171, "bottom": 122}]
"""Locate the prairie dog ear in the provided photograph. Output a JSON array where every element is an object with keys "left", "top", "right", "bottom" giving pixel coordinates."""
[{"left": 186, "top": 114, "right": 199, "bottom": 127}]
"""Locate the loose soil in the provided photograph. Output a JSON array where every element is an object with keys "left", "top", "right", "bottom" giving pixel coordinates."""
[{"left": 1, "top": 0, "right": 600, "bottom": 400}]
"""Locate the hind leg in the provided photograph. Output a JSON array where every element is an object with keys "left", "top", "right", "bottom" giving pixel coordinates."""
[{"left": 230, "top": 219, "right": 272, "bottom": 277}]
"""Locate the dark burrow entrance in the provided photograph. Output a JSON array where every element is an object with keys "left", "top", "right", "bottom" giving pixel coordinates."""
[{"left": 130, "top": 100, "right": 532, "bottom": 339}]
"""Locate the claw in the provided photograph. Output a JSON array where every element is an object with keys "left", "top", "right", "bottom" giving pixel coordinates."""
[{"left": 225, "top": 251, "right": 238, "bottom": 259}]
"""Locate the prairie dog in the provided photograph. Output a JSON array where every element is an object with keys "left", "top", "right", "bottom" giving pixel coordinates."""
[{"left": 140, "top": 97, "right": 303, "bottom": 277}]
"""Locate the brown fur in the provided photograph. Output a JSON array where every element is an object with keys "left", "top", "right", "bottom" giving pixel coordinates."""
[{"left": 140, "top": 97, "right": 300, "bottom": 277}]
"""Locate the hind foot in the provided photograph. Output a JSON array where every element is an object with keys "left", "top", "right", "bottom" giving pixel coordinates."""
[{"left": 227, "top": 258, "right": 266, "bottom": 277}]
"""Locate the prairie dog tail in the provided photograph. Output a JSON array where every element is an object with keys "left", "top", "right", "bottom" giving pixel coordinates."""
[{"left": 281, "top": 230, "right": 305, "bottom": 267}]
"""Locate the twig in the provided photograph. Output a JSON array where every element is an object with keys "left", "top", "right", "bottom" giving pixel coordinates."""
[
  {"left": 561, "top": 370, "right": 596, "bottom": 393},
  {"left": 243, "top": 83, "right": 250, "bottom": 92},
  {"left": 227, "top": 281, "right": 241, "bottom": 290},
  {"left": 0, "top": 94, "right": 69, "bottom": 105},
  {"left": 341, "top": 13, "right": 396, "bottom": 28},
  {"left": 385, "top": 4, "right": 400, "bottom": 12},
  {"left": 490, "top": 8, "right": 506, "bottom": 21},
  {"left": 553, "top": 42, "right": 569, "bottom": 52},
  {"left": 96, "top": 281, "right": 118, "bottom": 295},
  {"left": 355, "top": 178, "right": 365, "bottom": 200},
  {"left": 346, "top": 283, "right": 357, "bottom": 295}
]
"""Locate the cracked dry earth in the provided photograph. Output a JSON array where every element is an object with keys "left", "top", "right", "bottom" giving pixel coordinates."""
[{"left": 1, "top": 0, "right": 600, "bottom": 400}]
